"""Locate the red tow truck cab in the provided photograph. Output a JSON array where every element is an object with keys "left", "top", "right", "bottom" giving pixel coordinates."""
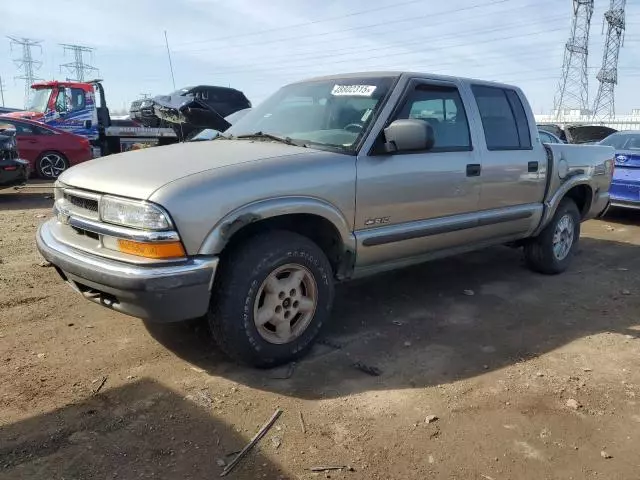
[{"left": 6, "top": 80, "right": 178, "bottom": 157}]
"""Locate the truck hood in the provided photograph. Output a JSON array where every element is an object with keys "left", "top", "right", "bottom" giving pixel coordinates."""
[
  {"left": 565, "top": 125, "right": 617, "bottom": 144},
  {"left": 3, "top": 111, "right": 43, "bottom": 121},
  {"left": 59, "top": 139, "right": 311, "bottom": 200}
]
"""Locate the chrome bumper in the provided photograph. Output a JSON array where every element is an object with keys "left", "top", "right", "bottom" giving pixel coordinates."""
[{"left": 37, "top": 219, "right": 218, "bottom": 322}]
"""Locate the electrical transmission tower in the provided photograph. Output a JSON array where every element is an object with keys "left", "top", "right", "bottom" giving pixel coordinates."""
[
  {"left": 592, "top": 0, "right": 626, "bottom": 120},
  {"left": 7, "top": 36, "right": 43, "bottom": 108},
  {"left": 59, "top": 44, "right": 98, "bottom": 82},
  {"left": 554, "top": 0, "right": 594, "bottom": 120}
]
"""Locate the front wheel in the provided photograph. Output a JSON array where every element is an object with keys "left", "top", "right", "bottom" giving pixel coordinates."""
[
  {"left": 209, "top": 230, "right": 335, "bottom": 368},
  {"left": 37, "top": 152, "right": 69, "bottom": 179},
  {"left": 524, "top": 198, "right": 581, "bottom": 275}
]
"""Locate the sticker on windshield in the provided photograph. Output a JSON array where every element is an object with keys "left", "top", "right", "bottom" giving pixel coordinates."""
[{"left": 331, "top": 85, "right": 377, "bottom": 97}]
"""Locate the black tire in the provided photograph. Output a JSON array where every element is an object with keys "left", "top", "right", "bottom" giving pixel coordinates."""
[
  {"left": 524, "top": 198, "right": 581, "bottom": 275},
  {"left": 209, "top": 230, "right": 335, "bottom": 368},
  {"left": 36, "top": 151, "right": 69, "bottom": 179}
]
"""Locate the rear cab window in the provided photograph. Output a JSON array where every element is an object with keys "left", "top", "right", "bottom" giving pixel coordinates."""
[{"left": 472, "top": 85, "right": 532, "bottom": 150}]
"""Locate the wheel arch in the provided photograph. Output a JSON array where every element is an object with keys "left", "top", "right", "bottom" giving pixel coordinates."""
[
  {"left": 198, "top": 197, "right": 357, "bottom": 279},
  {"left": 535, "top": 176, "right": 594, "bottom": 236}
]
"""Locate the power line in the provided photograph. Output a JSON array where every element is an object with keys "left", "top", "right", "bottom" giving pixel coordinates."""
[
  {"left": 7, "top": 36, "right": 43, "bottom": 108},
  {"left": 184, "top": 3, "right": 567, "bottom": 65},
  {"left": 197, "top": 16, "right": 569, "bottom": 76},
  {"left": 205, "top": 24, "right": 568, "bottom": 78},
  {"left": 172, "top": 0, "right": 431, "bottom": 48},
  {"left": 173, "top": 0, "right": 511, "bottom": 53},
  {"left": 59, "top": 44, "right": 98, "bottom": 81},
  {"left": 592, "top": 0, "right": 626, "bottom": 120}
]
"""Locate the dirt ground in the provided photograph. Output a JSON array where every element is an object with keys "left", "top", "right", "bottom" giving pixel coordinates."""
[{"left": 1, "top": 184, "right": 639, "bottom": 480}]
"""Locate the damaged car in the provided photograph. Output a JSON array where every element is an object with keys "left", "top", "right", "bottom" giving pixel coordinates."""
[
  {"left": 0, "top": 130, "right": 29, "bottom": 189},
  {"left": 130, "top": 86, "right": 251, "bottom": 137},
  {"left": 537, "top": 123, "right": 617, "bottom": 144}
]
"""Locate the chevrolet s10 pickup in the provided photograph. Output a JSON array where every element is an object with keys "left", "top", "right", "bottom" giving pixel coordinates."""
[{"left": 37, "top": 72, "right": 614, "bottom": 367}]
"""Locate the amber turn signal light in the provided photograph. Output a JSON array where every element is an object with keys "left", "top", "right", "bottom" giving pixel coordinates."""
[{"left": 117, "top": 239, "right": 186, "bottom": 259}]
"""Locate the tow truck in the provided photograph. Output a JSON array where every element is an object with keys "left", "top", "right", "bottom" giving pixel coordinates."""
[{"left": 4, "top": 80, "right": 179, "bottom": 157}]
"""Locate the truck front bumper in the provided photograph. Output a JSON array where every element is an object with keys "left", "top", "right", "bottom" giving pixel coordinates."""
[{"left": 36, "top": 220, "right": 218, "bottom": 323}]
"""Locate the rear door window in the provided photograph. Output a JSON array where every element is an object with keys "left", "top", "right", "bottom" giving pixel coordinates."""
[{"left": 472, "top": 85, "right": 532, "bottom": 150}]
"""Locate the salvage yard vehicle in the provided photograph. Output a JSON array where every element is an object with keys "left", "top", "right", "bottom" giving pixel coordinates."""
[
  {"left": 0, "top": 130, "right": 29, "bottom": 189},
  {"left": 538, "top": 129, "right": 564, "bottom": 144},
  {"left": 537, "top": 123, "right": 617, "bottom": 144},
  {"left": 0, "top": 117, "right": 92, "bottom": 179},
  {"left": 130, "top": 86, "right": 251, "bottom": 141},
  {"left": 600, "top": 130, "right": 640, "bottom": 210},
  {"left": 37, "top": 72, "right": 614, "bottom": 367},
  {"left": 5, "top": 80, "right": 179, "bottom": 157},
  {"left": 130, "top": 85, "right": 251, "bottom": 129}
]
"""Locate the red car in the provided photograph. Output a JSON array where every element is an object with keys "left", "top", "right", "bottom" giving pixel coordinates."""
[{"left": 0, "top": 116, "right": 92, "bottom": 179}]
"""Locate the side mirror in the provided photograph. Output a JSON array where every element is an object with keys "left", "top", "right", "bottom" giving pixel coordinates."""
[
  {"left": 383, "top": 119, "right": 435, "bottom": 153},
  {"left": 84, "top": 120, "right": 92, "bottom": 130}
]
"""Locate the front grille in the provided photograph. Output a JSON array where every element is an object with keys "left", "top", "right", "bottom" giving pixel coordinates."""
[
  {"left": 61, "top": 189, "right": 101, "bottom": 220},
  {"left": 65, "top": 193, "right": 98, "bottom": 213}
]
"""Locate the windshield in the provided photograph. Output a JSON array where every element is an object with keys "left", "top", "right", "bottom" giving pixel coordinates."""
[
  {"left": 225, "top": 76, "right": 396, "bottom": 152},
  {"left": 600, "top": 133, "right": 640, "bottom": 150},
  {"left": 170, "top": 87, "right": 193, "bottom": 97},
  {"left": 26, "top": 88, "right": 52, "bottom": 113}
]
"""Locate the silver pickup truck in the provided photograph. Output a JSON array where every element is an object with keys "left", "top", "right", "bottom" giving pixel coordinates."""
[{"left": 37, "top": 72, "right": 614, "bottom": 367}]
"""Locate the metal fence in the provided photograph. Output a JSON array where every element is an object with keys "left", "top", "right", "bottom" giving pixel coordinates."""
[{"left": 535, "top": 115, "right": 640, "bottom": 131}]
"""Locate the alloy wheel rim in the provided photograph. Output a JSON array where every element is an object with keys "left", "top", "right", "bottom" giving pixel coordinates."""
[
  {"left": 40, "top": 154, "right": 66, "bottom": 178},
  {"left": 253, "top": 263, "right": 318, "bottom": 344},
  {"left": 552, "top": 214, "right": 575, "bottom": 261}
]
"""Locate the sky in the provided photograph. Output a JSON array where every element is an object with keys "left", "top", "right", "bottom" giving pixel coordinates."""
[{"left": 1, "top": 0, "right": 640, "bottom": 115}]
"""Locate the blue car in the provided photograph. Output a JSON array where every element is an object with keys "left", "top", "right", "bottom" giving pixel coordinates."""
[{"left": 600, "top": 131, "right": 640, "bottom": 210}]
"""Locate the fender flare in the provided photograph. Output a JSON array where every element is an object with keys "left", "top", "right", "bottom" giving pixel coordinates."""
[
  {"left": 198, "top": 196, "right": 356, "bottom": 256},
  {"left": 534, "top": 174, "right": 593, "bottom": 236}
]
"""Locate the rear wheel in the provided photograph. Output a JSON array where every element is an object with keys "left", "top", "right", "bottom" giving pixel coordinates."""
[
  {"left": 209, "top": 230, "right": 334, "bottom": 368},
  {"left": 36, "top": 152, "right": 69, "bottom": 179},
  {"left": 524, "top": 198, "right": 581, "bottom": 274}
]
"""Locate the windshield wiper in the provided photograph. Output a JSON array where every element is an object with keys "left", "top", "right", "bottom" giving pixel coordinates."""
[{"left": 233, "top": 132, "right": 300, "bottom": 146}]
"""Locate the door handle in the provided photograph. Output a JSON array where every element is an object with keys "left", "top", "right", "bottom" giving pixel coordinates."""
[
  {"left": 466, "top": 163, "right": 481, "bottom": 177},
  {"left": 528, "top": 161, "right": 539, "bottom": 172}
]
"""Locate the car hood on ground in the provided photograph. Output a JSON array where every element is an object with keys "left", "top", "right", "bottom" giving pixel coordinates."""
[{"left": 59, "top": 139, "right": 313, "bottom": 200}]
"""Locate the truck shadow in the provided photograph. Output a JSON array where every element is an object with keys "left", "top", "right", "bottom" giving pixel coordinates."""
[
  {"left": 0, "top": 379, "right": 291, "bottom": 479},
  {"left": 603, "top": 207, "right": 640, "bottom": 226},
  {"left": 144, "top": 237, "right": 640, "bottom": 400}
]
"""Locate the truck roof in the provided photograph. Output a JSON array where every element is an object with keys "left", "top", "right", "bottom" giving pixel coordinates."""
[
  {"left": 31, "top": 80, "right": 93, "bottom": 91},
  {"left": 298, "top": 71, "right": 519, "bottom": 91}
]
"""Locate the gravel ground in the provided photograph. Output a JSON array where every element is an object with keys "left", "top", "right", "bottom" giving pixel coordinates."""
[{"left": 1, "top": 184, "right": 639, "bottom": 479}]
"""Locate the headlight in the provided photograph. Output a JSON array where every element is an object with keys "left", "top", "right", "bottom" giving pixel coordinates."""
[
  {"left": 100, "top": 196, "right": 171, "bottom": 230},
  {"left": 141, "top": 100, "right": 153, "bottom": 108}
]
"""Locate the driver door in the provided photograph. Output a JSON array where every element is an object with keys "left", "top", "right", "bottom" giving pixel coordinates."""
[{"left": 354, "top": 78, "right": 484, "bottom": 269}]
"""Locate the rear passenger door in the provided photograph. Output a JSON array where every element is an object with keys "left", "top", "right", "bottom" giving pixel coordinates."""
[{"left": 470, "top": 85, "right": 547, "bottom": 236}]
